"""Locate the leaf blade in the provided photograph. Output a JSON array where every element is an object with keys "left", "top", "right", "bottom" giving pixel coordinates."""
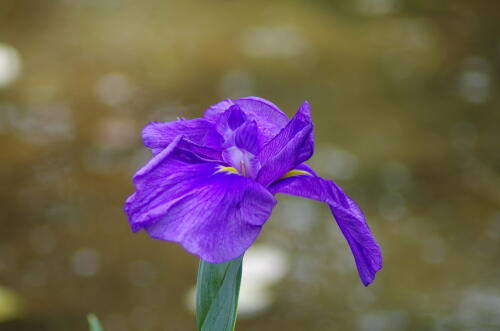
[{"left": 196, "top": 256, "right": 243, "bottom": 331}]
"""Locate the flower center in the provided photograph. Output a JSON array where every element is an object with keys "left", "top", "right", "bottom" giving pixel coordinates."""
[
  {"left": 221, "top": 146, "right": 260, "bottom": 178},
  {"left": 239, "top": 160, "right": 247, "bottom": 176}
]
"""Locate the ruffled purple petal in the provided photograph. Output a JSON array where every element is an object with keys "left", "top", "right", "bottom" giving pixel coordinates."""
[
  {"left": 268, "top": 174, "right": 382, "bottom": 286},
  {"left": 146, "top": 170, "right": 276, "bottom": 263},
  {"left": 256, "top": 101, "right": 314, "bottom": 187},
  {"left": 125, "top": 136, "right": 205, "bottom": 230},
  {"left": 142, "top": 118, "right": 223, "bottom": 155},
  {"left": 176, "top": 138, "right": 223, "bottom": 163},
  {"left": 125, "top": 136, "right": 276, "bottom": 263},
  {"left": 204, "top": 97, "right": 289, "bottom": 144}
]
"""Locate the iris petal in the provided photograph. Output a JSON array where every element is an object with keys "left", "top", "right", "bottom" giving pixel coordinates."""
[
  {"left": 125, "top": 136, "right": 204, "bottom": 230},
  {"left": 227, "top": 105, "right": 247, "bottom": 130},
  {"left": 268, "top": 174, "right": 382, "bottom": 286},
  {"left": 235, "top": 120, "right": 260, "bottom": 155},
  {"left": 204, "top": 97, "right": 289, "bottom": 144},
  {"left": 142, "top": 118, "right": 222, "bottom": 155},
  {"left": 146, "top": 170, "right": 276, "bottom": 263},
  {"left": 256, "top": 101, "right": 314, "bottom": 187},
  {"left": 125, "top": 136, "right": 277, "bottom": 263}
]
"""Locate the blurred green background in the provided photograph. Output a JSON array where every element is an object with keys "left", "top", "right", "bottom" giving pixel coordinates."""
[{"left": 1, "top": 0, "right": 499, "bottom": 330}]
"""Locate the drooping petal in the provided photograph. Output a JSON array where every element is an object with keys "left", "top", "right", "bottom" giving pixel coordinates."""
[
  {"left": 125, "top": 136, "right": 277, "bottom": 263},
  {"left": 125, "top": 136, "right": 205, "bottom": 230},
  {"left": 204, "top": 97, "right": 289, "bottom": 143},
  {"left": 256, "top": 101, "right": 314, "bottom": 187},
  {"left": 268, "top": 174, "right": 382, "bottom": 286},
  {"left": 146, "top": 170, "right": 276, "bottom": 263},
  {"left": 142, "top": 118, "right": 223, "bottom": 154}
]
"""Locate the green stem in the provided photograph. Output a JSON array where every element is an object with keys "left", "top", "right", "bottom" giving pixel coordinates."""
[{"left": 195, "top": 256, "right": 243, "bottom": 331}]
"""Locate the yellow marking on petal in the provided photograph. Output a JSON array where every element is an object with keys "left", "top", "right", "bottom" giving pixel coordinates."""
[
  {"left": 215, "top": 166, "right": 240, "bottom": 175},
  {"left": 280, "top": 169, "right": 313, "bottom": 179}
]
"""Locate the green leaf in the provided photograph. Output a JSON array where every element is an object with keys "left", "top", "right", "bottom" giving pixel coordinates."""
[
  {"left": 87, "top": 314, "right": 104, "bottom": 331},
  {"left": 196, "top": 256, "right": 243, "bottom": 331}
]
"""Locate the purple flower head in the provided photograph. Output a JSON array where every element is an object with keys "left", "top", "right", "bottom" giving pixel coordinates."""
[{"left": 125, "top": 97, "right": 382, "bottom": 286}]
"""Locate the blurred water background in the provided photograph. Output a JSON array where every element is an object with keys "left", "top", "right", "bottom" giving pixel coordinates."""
[{"left": 1, "top": 0, "right": 500, "bottom": 330}]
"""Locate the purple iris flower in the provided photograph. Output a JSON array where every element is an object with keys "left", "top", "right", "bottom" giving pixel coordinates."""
[{"left": 125, "top": 97, "right": 382, "bottom": 285}]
